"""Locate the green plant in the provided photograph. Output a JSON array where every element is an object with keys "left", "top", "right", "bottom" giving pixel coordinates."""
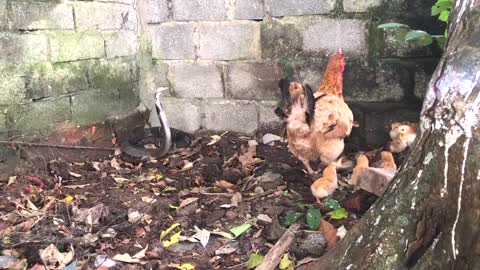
[{"left": 378, "top": 0, "right": 452, "bottom": 48}]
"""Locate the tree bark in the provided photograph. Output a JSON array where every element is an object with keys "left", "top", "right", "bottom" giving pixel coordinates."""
[{"left": 299, "top": 1, "right": 480, "bottom": 269}]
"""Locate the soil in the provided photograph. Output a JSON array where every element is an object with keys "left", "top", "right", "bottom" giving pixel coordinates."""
[{"left": 0, "top": 134, "right": 389, "bottom": 270}]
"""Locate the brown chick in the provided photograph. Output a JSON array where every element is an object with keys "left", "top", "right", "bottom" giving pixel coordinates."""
[
  {"left": 389, "top": 122, "right": 417, "bottom": 153},
  {"left": 380, "top": 151, "right": 397, "bottom": 170},
  {"left": 311, "top": 164, "right": 338, "bottom": 203},
  {"left": 348, "top": 154, "right": 369, "bottom": 189}
]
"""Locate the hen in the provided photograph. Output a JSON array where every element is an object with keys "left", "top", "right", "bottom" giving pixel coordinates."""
[{"left": 279, "top": 48, "right": 354, "bottom": 174}]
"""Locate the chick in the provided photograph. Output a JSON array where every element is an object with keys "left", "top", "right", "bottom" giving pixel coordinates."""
[
  {"left": 348, "top": 154, "right": 369, "bottom": 189},
  {"left": 380, "top": 151, "right": 397, "bottom": 170},
  {"left": 389, "top": 122, "right": 417, "bottom": 153},
  {"left": 311, "top": 164, "right": 338, "bottom": 203}
]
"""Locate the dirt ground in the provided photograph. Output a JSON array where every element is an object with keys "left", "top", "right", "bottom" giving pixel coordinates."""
[{"left": 0, "top": 133, "right": 389, "bottom": 270}]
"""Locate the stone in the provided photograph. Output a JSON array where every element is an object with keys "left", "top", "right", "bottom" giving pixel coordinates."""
[
  {"left": 234, "top": 0, "right": 265, "bottom": 20},
  {"left": 146, "top": 0, "right": 169, "bottom": 23},
  {"left": 302, "top": 17, "right": 368, "bottom": 56},
  {"left": 157, "top": 97, "right": 202, "bottom": 133},
  {"left": 198, "top": 22, "right": 260, "bottom": 60},
  {"left": 13, "top": 97, "right": 71, "bottom": 132},
  {"left": 271, "top": 0, "right": 335, "bottom": 16},
  {"left": 203, "top": 100, "right": 258, "bottom": 134},
  {"left": 359, "top": 167, "right": 396, "bottom": 196},
  {"left": 170, "top": 63, "right": 224, "bottom": 98},
  {"left": 0, "top": 33, "right": 49, "bottom": 63},
  {"left": 343, "top": 0, "right": 382, "bottom": 12},
  {"left": 257, "top": 173, "right": 284, "bottom": 191},
  {"left": 8, "top": 2, "right": 74, "bottom": 30},
  {"left": 343, "top": 60, "right": 407, "bottom": 102},
  {"left": 105, "top": 30, "right": 138, "bottom": 58},
  {"left": 74, "top": 2, "right": 136, "bottom": 31},
  {"left": 225, "top": 62, "right": 282, "bottom": 100},
  {"left": 293, "top": 232, "right": 327, "bottom": 257},
  {"left": 172, "top": 0, "right": 226, "bottom": 21},
  {"left": 71, "top": 89, "right": 121, "bottom": 125},
  {"left": 151, "top": 23, "right": 195, "bottom": 60},
  {"left": 50, "top": 32, "right": 105, "bottom": 62},
  {"left": 25, "top": 62, "right": 89, "bottom": 100}
]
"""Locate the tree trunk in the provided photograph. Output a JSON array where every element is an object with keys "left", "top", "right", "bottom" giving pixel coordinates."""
[{"left": 299, "top": 1, "right": 480, "bottom": 269}]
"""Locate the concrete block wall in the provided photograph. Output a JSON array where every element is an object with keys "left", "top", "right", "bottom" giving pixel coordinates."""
[
  {"left": 140, "top": 0, "right": 441, "bottom": 143},
  {"left": 0, "top": 0, "right": 140, "bottom": 138}
]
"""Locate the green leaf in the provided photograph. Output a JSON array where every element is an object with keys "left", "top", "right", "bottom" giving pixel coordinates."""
[
  {"left": 439, "top": 10, "right": 450, "bottom": 22},
  {"left": 247, "top": 253, "right": 264, "bottom": 269},
  {"left": 279, "top": 254, "right": 293, "bottom": 270},
  {"left": 330, "top": 208, "right": 349, "bottom": 220},
  {"left": 229, "top": 223, "right": 251, "bottom": 238},
  {"left": 282, "top": 212, "right": 304, "bottom": 227},
  {"left": 435, "top": 36, "right": 447, "bottom": 48},
  {"left": 404, "top": 30, "right": 433, "bottom": 46},
  {"left": 431, "top": 0, "right": 453, "bottom": 16},
  {"left": 306, "top": 208, "right": 322, "bottom": 230},
  {"left": 323, "top": 198, "right": 341, "bottom": 210},
  {"left": 377, "top": 22, "right": 409, "bottom": 29}
]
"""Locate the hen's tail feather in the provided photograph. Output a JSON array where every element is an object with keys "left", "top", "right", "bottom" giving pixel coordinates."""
[
  {"left": 278, "top": 78, "right": 292, "bottom": 107},
  {"left": 304, "top": 83, "right": 315, "bottom": 126},
  {"left": 331, "top": 156, "right": 354, "bottom": 169}
]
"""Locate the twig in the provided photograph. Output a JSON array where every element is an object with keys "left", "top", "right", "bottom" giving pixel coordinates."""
[
  {"left": 243, "top": 189, "right": 278, "bottom": 202},
  {"left": 0, "top": 140, "right": 115, "bottom": 151},
  {"left": 255, "top": 223, "right": 301, "bottom": 270}
]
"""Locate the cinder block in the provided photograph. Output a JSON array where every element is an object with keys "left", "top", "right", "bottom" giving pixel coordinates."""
[
  {"left": 172, "top": 0, "right": 226, "bottom": 21},
  {"left": 272, "top": 0, "right": 335, "bottom": 16},
  {"left": 13, "top": 97, "right": 72, "bottom": 132},
  {"left": 146, "top": 0, "right": 169, "bottom": 23},
  {"left": 257, "top": 101, "right": 282, "bottom": 128},
  {"left": 105, "top": 30, "right": 138, "bottom": 58},
  {"left": 0, "top": 33, "right": 49, "bottom": 63},
  {"left": 343, "top": 60, "right": 406, "bottom": 102},
  {"left": 383, "top": 28, "right": 437, "bottom": 58},
  {"left": 71, "top": 89, "right": 121, "bottom": 125},
  {"left": 203, "top": 100, "right": 258, "bottom": 134},
  {"left": 225, "top": 62, "right": 282, "bottom": 100},
  {"left": 198, "top": 22, "right": 260, "bottom": 60},
  {"left": 156, "top": 97, "right": 202, "bottom": 133},
  {"left": 25, "top": 62, "right": 89, "bottom": 100},
  {"left": 9, "top": 2, "right": 74, "bottom": 30},
  {"left": 140, "top": 61, "right": 170, "bottom": 110},
  {"left": 0, "top": 70, "right": 27, "bottom": 106},
  {"left": 234, "top": 0, "right": 265, "bottom": 20},
  {"left": 170, "top": 62, "right": 224, "bottom": 98},
  {"left": 50, "top": 32, "right": 105, "bottom": 62},
  {"left": 74, "top": 2, "right": 136, "bottom": 31},
  {"left": 88, "top": 59, "right": 137, "bottom": 89},
  {"left": 151, "top": 23, "right": 195, "bottom": 60},
  {"left": 343, "top": 0, "right": 382, "bottom": 12},
  {"left": 302, "top": 17, "right": 368, "bottom": 56}
]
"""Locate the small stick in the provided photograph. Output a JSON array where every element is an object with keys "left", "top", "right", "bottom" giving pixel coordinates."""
[
  {"left": 0, "top": 140, "right": 115, "bottom": 151},
  {"left": 255, "top": 223, "right": 301, "bottom": 270},
  {"left": 243, "top": 189, "right": 277, "bottom": 202}
]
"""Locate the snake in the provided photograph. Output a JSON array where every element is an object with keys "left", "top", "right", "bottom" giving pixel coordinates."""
[{"left": 120, "top": 92, "right": 193, "bottom": 158}]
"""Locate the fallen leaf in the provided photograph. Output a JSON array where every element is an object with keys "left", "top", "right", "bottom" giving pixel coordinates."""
[
  {"left": 61, "top": 196, "right": 74, "bottom": 203},
  {"left": 257, "top": 214, "right": 273, "bottom": 223},
  {"left": 141, "top": 197, "right": 157, "bottom": 204},
  {"left": 330, "top": 208, "right": 349, "bottom": 220},
  {"left": 63, "top": 184, "right": 91, "bottom": 189},
  {"left": 113, "top": 177, "right": 129, "bottom": 184},
  {"left": 39, "top": 244, "right": 74, "bottom": 269},
  {"left": 160, "top": 223, "right": 180, "bottom": 240},
  {"left": 279, "top": 254, "right": 293, "bottom": 270},
  {"left": 169, "top": 204, "right": 179, "bottom": 209},
  {"left": 69, "top": 171, "right": 82, "bottom": 178},
  {"left": 163, "top": 231, "right": 181, "bottom": 248},
  {"left": 179, "top": 197, "right": 199, "bottom": 209},
  {"left": 136, "top": 227, "right": 146, "bottom": 238},
  {"left": 110, "top": 157, "right": 121, "bottom": 170},
  {"left": 210, "top": 230, "right": 235, "bottom": 240},
  {"left": 336, "top": 225, "right": 347, "bottom": 239},
  {"left": 319, "top": 219, "right": 337, "bottom": 249},
  {"left": 238, "top": 144, "right": 257, "bottom": 169},
  {"left": 192, "top": 228, "right": 210, "bottom": 248},
  {"left": 215, "top": 242, "right": 239, "bottom": 255},
  {"left": 94, "top": 255, "right": 116, "bottom": 268},
  {"left": 229, "top": 223, "right": 251, "bottom": 238},
  {"left": 113, "top": 245, "right": 148, "bottom": 264},
  {"left": 7, "top": 176, "right": 17, "bottom": 186},
  {"left": 246, "top": 253, "right": 264, "bottom": 269},
  {"left": 230, "top": 192, "right": 242, "bottom": 207},
  {"left": 306, "top": 208, "right": 322, "bottom": 230},
  {"left": 207, "top": 131, "right": 228, "bottom": 146},
  {"left": 323, "top": 198, "right": 342, "bottom": 210},
  {"left": 215, "top": 180, "right": 237, "bottom": 191},
  {"left": 282, "top": 212, "right": 303, "bottom": 227},
  {"left": 169, "top": 263, "right": 196, "bottom": 270},
  {"left": 72, "top": 204, "right": 108, "bottom": 227}
]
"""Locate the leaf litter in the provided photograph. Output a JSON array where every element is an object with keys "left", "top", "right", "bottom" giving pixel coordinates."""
[{"left": 0, "top": 133, "right": 377, "bottom": 269}]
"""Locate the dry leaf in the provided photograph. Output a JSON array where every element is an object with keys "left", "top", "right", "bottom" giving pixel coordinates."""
[
  {"left": 215, "top": 180, "right": 237, "bottom": 191},
  {"left": 319, "top": 219, "right": 337, "bottom": 249},
  {"left": 39, "top": 244, "right": 74, "bottom": 269},
  {"left": 68, "top": 171, "right": 82, "bottom": 178},
  {"left": 179, "top": 197, "right": 199, "bottom": 209},
  {"left": 136, "top": 227, "right": 146, "bottom": 238},
  {"left": 110, "top": 157, "right": 122, "bottom": 170},
  {"left": 7, "top": 176, "right": 17, "bottom": 186},
  {"left": 238, "top": 144, "right": 257, "bottom": 169},
  {"left": 230, "top": 192, "right": 242, "bottom": 207},
  {"left": 113, "top": 177, "right": 129, "bottom": 184}
]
